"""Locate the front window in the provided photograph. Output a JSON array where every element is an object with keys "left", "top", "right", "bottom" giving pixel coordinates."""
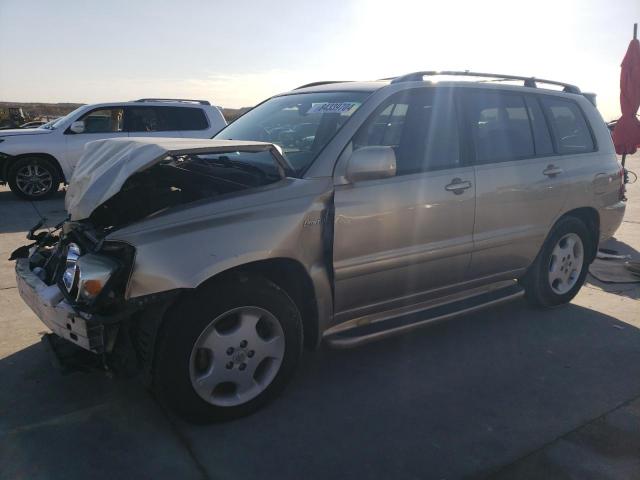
[
  {"left": 352, "top": 89, "right": 460, "bottom": 174},
  {"left": 214, "top": 91, "right": 370, "bottom": 173},
  {"left": 79, "top": 108, "right": 124, "bottom": 133}
]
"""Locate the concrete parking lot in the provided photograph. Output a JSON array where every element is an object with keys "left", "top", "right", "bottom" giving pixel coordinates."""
[{"left": 1, "top": 156, "right": 639, "bottom": 480}]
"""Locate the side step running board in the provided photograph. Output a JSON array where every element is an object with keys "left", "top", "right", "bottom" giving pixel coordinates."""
[{"left": 324, "top": 284, "right": 524, "bottom": 349}]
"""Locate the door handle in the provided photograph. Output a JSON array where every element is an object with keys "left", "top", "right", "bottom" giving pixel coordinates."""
[
  {"left": 445, "top": 178, "right": 472, "bottom": 194},
  {"left": 543, "top": 165, "right": 564, "bottom": 177}
]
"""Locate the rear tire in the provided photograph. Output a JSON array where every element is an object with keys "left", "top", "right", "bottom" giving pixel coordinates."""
[
  {"left": 153, "top": 274, "right": 303, "bottom": 423},
  {"left": 521, "top": 216, "right": 593, "bottom": 307},
  {"left": 8, "top": 156, "right": 60, "bottom": 200}
]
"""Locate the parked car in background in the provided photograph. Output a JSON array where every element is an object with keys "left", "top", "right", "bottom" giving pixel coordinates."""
[
  {"left": 13, "top": 72, "right": 625, "bottom": 422},
  {"left": 0, "top": 106, "right": 26, "bottom": 129},
  {"left": 0, "top": 99, "right": 226, "bottom": 199},
  {"left": 19, "top": 120, "right": 49, "bottom": 129}
]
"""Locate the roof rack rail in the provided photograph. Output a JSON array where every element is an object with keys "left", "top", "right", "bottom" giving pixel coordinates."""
[
  {"left": 294, "top": 81, "right": 351, "bottom": 90},
  {"left": 389, "top": 71, "right": 581, "bottom": 94},
  {"left": 133, "top": 98, "right": 211, "bottom": 105}
]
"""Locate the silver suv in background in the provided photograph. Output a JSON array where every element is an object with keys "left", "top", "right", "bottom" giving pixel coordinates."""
[
  {"left": 13, "top": 71, "right": 625, "bottom": 422},
  {"left": 0, "top": 99, "right": 226, "bottom": 199}
]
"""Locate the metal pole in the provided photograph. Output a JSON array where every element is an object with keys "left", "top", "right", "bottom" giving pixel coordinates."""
[{"left": 623, "top": 23, "right": 636, "bottom": 183}]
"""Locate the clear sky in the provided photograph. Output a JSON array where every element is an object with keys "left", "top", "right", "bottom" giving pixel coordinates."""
[{"left": 1, "top": 0, "right": 638, "bottom": 120}]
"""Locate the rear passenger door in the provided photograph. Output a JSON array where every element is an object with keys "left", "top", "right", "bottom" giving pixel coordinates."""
[
  {"left": 463, "top": 89, "right": 572, "bottom": 280},
  {"left": 332, "top": 88, "right": 476, "bottom": 320}
]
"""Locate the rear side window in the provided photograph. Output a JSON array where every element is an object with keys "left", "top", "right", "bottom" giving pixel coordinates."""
[
  {"left": 539, "top": 97, "right": 595, "bottom": 154},
  {"left": 126, "top": 106, "right": 208, "bottom": 132},
  {"left": 126, "top": 107, "right": 177, "bottom": 132},
  {"left": 464, "top": 91, "right": 534, "bottom": 163}
]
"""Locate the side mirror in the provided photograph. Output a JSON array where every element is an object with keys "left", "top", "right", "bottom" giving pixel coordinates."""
[
  {"left": 69, "top": 121, "right": 85, "bottom": 134},
  {"left": 346, "top": 146, "right": 396, "bottom": 183}
]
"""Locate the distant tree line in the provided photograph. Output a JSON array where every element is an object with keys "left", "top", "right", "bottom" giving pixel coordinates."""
[{"left": 0, "top": 102, "right": 252, "bottom": 124}]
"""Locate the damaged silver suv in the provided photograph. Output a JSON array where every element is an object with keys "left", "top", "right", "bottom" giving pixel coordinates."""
[{"left": 13, "top": 72, "right": 626, "bottom": 422}]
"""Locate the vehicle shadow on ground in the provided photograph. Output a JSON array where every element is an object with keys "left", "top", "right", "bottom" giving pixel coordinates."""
[
  {"left": 603, "top": 237, "right": 640, "bottom": 259},
  {"left": 0, "top": 341, "right": 203, "bottom": 480},
  {"left": 3, "top": 300, "right": 640, "bottom": 479}
]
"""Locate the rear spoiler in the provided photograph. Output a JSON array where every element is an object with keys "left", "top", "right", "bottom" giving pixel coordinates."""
[{"left": 582, "top": 93, "right": 597, "bottom": 107}]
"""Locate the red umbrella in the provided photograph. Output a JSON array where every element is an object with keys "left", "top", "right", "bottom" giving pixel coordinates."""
[{"left": 612, "top": 24, "right": 640, "bottom": 167}]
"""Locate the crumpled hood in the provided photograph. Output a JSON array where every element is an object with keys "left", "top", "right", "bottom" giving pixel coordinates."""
[
  {"left": 65, "top": 137, "right": 282, "bottom": 221},
  {"left": 0, "top": 128, "right": 52, "bottom": 137}
]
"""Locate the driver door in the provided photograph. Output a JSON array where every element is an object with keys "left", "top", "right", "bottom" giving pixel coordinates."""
[
  {"left": 64, "top": 106, "right": 128, "bottom": 175},
  {"left": 332, "top": 88, "right": 476, "bottom": 321}
]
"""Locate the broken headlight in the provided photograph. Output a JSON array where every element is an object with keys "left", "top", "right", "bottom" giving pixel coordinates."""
[
  {"left": 62, "top": 242, "right": 81, "bottom": 294},
  {"left": 59, "top": 241, "right": 133, "bottom": 309},
  {"left": 76, "top": 254, "right": 119, "bottom": 303}
]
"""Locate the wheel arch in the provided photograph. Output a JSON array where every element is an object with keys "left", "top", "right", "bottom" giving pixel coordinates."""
[
  {"left": 558, "top": 207, "right": 600, "bottom": 262},
  {"left": 195, "top": 258, "right": 321, "bottom": 350}
]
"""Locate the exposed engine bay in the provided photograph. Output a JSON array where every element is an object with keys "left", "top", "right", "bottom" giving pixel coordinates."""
[
  {"left": 10, "top": 138, "right": 299, "bottom": 372},
  {"left": 89, "top": 151, "right": 282, "bottom": 230},
  {"left": 11, "top": 147, "right": 284, "bottom": 312}
]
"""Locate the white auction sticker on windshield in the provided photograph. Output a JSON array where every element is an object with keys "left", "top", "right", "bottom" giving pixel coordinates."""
[{"left": 307, "top": 102, "right": 357, "bottom": 114}]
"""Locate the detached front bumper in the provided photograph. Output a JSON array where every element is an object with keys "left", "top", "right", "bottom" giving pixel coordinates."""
[{"left": 15, "top": 258, "right": 111, "bottom": 353}]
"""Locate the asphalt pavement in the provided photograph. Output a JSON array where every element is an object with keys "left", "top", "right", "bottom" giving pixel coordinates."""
[{"left": 0, "top": 156, "right": 639, "bottom": 480}]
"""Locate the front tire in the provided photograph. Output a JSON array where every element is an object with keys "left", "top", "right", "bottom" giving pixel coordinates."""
[
  {"left": 8, "top": 156, "right": 60, "bottom": 200},
  {"left": 153, "top": 274, "right": 303, "bottom": 423},
  {"left": 521, "top": 216, "right": 593, "bottom": 307}
]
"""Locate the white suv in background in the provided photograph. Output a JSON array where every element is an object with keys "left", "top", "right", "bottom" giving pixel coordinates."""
[{"left": 0, "top": 99, "right": 227, "bottom": 200}]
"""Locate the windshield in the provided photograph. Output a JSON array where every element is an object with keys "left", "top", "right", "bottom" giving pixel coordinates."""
[
  {"left": 42, "top": 106, "right": 87, "bottom": 130},
  {"left": 214, "top": 91, "right": 370, "bottom": 173},
  {"left": 38, "top": 119, "right": 57, "bottom": 129}
]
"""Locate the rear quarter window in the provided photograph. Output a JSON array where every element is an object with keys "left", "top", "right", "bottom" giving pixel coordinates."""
[
  {"left": 175, "top": 107, "right": 209, "bottom": 130},
  {"left": 539, "top": 97, "right": 595, "bottom": 154}
]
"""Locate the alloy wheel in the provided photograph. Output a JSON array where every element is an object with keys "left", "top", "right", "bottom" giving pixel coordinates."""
[
  {"left": 15, "top": 163, "right": 53, "bottom": 197},
  {"left": 548, "top": 232, "right": 584, "bottom": 295}
]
